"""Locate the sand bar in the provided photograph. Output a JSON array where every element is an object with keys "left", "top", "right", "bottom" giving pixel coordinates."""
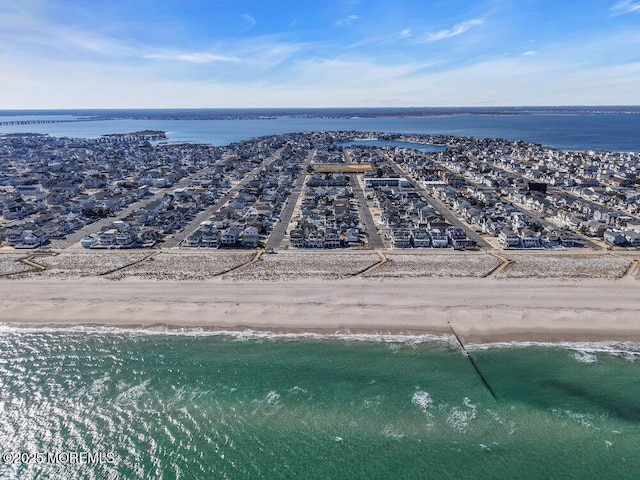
[{"left": 1, "top": 276, "right": 639, "bottom": 344}]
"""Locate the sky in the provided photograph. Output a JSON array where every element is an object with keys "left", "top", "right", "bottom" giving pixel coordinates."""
[{"left": 1, "top": 0, "right": 640, "bottom": 108}]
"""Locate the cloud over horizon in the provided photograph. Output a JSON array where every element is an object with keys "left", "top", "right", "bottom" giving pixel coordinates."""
[{"left": 0, "top": 0, "right": 639, "bottom": 108}]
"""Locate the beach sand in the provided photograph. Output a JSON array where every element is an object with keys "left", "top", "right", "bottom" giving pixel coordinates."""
[{"left": 1, "top": 275, "right": 638, "bottom": 344}]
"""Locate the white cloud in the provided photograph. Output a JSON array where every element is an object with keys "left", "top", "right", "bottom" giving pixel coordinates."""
[
  {"left": 421, "top": 18, "right": 484, "bottom": 42},
  {"left": 241, "top": 14, "right": 257, "bottom": 28},
  {"left": 343, "top": 28, "right": 413, "bottom": 49},
  {"left": 144, "top": 52, "right": 238, "bottom": 63},
  {"left": 3, "top": 2, "right": 640, "bottom": 108},
  {"left": 610, "top": 1, "right": 640, "bottom": 15},
  {"left": 0, "top": 7, "right": 304, "bottom": 71},
  {"left": 335, "top": 15, "right": 360, "bottom": 26},
  {"left": 3, "top": 51, "right": 640, "bottom": 108}
]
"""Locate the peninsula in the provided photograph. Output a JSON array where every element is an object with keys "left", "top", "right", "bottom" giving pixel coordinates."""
[{"left": 1, "top": 130, "right": 639, "bottom": 344}]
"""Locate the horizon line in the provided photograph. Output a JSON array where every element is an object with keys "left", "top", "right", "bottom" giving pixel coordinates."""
[{"left": 2, "top": 105, "right": 640, "bottom": 112}]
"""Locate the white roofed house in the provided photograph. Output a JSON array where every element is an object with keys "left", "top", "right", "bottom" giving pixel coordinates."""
[
  {"left": 343, "top": 228, "right": 361, "bottom": 245},
  {"left": 98, "top": 229, "right": 118, "bottom": 248},
  {"left": 583, "top": 220, "right": 607, "bottom": 237},
  {"left": 80, "top": 235, "right": 97, "bottom": 249},
  {"left": 241, "top": 226, "right": 260, "bottom": 248},
  {"left": 15, "top": 228, "right": 48, "bottom": 249},
  {"left": 112, "top": 220, "right": 130, "bottom": 231}
]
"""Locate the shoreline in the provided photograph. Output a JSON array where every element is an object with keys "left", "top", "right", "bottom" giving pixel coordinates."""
[
  {"left": 3, "top": 322, "right": 640, "bottom": 348},
  {"left": 2, "top": 276, "right": 639, "bottom": 344}
]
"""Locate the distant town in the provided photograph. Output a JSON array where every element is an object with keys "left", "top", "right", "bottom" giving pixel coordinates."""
[{"left": 1, "top": 130, "right": 639, "bottom": 251}]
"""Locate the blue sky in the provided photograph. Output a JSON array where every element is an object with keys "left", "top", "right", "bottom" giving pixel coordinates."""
[{"left": 1, "top": 0, "right": 639, "bottom": 108}]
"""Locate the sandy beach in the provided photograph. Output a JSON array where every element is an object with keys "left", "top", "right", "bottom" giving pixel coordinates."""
[{"left": 1, "top": 274, "right": 639, "bottom": 344}]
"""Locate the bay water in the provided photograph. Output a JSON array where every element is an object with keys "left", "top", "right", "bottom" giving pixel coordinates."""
[{"left": 1, "top": 108, "right": 640, "bottom": 151}]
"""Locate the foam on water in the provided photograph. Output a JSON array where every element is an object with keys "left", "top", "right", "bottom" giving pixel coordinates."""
[
  {"left": 381, "top": 427, "right": 406, "bottom": 440},
  {"left": 551, "top": 408, "right": 597, "bottom": 428},
  {"left": 467, "top": 339, "right": 640, "bottom": 359},
  {"left": 411, "top": 390, "right": 433, "bottom": 413},
  {"left": 265, "top": 391, "right": 280, "bottom": 405},
  {"left": 288, "top": 386, "right": 307, "bottom": 395},
  {"left": 4, "top": 324, "right": 640, "bottom": 360},
  {"left": 0, "top": 323, "right": 455, "bottom": 346},
  {"left": 446, "top": 397, "right": 478, "bottom": 433},
  {"left": 2, "top": 323, "right": 640, "bottom": 478},
  {"left": 571, "top": 350, "right": 598, "bottom": 364}
]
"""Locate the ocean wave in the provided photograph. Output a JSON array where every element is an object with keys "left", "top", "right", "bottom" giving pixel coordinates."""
[
  {"left": 0, "top": 323, "right": 454, "bottom": 345},
  {"left": 551, "top": 408, "right": 597, "bottom": 428},
  {"left": 467, "top": 340, "right": 640, "bottom": 359},
  {"left": 2, "top": 323, "right": 640, "bottom": 356},
  {"left": 571, "top": 350, "right": 598, "bottom": 364},
  {"left": 411, "top": 390, "right": 433, "bottom": 414},
  {"left": 265, "top": 391, "right": 280, "bottom": 406},
  {"left": 447, "top": 397, "right": 478, "bottom": 433}
]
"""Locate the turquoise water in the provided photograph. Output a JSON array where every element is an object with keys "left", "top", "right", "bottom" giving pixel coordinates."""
[{"left": 1, "top": 328, "right": 639, "bottom": 479}]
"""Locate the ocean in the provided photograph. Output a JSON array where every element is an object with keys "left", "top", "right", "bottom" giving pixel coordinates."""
[
  {"left": 2, "top": 108, "right": 640, "bottom": 478},
  {"left": 1, "top": 328, "right": 639, "bottom": 479}
]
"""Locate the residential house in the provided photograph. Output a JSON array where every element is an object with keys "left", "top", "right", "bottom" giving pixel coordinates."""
[
  {"left": 498, "top": 228, "right": 521, "bottom": 248},
  {"left": 519, "top": 229, "right": 541, "bottom": 248},
  {"left": 392, "top": 230, "right": 411, "bottom": 248},
  {"left": 221, "top": 226, "right": 242, "bottom": 246},
  {"left": 411, "top": 228, "right": 431, "bottom": 248},
  {"left": 241, "top": 226, "right": 260, "bottom": 248},
  {"left": 603, "top": 229, "right": 627, "bottom": 246},
  {"left": 429, "top": 229, "right": 449, "bottom": 248},
  {"left": 15, "top": 229, "right": 48, "bottom": 249}
]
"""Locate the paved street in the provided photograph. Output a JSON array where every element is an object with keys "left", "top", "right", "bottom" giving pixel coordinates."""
[
  {"left": 342, "top": 149, "right": 385, "bottom": 249},
  {"left": 435, "top": 160, "right": 603, "bottom": 250},
  {"left": 164, "top": 148, "right": 285, "bottom": 248},
  {"left": 348, "top": 173, "right": 385, "bottom": 249},
  {"left": 51, "top": 162, "right": 225, "bottom": 248},
  {"left": 378, "top": 150, "right": 492, "bottom": 250},
  {"left": 265, "top": 150, "right": 314, "bottom": 249}
]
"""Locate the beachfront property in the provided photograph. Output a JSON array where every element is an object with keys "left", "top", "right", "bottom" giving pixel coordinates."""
[
  {"left": 285, "top": 171, "right": 365, "bottom": 249},
  {"left": 1, "top": 131, "right": 640, "bottom": 251}
]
